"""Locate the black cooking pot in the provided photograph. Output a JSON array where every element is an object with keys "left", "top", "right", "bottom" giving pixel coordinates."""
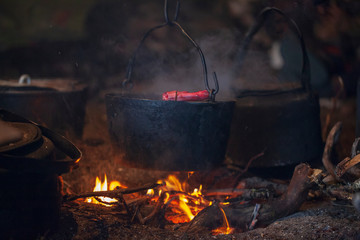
[
  {"left": 0, "top": 109, "right": 81, "bottom": 239},
  {"left": 226, "top": 8, "right": 323, "bottom": 168},
  {"left": 106, "top": 94, "right": 234, "bottom": 170},
  {"left": 0, "top": 75, "right": 87, "bottom": 139},
  {"left": 106, "top": 0, "right": 234, "bottom": 171}
]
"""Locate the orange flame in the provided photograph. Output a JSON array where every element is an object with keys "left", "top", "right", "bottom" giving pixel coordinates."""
[
  {"left": 153, "top": 174, "right": 210, "bottom": 224},
  {"left": 212, "top": 206, "right": 234, "bottom": 235},
  {"left": 85, "top": 174, "right": 127, "bottom": 206},
  {"left": 86, "top": 173, "right": 232, "bottom": 235}
]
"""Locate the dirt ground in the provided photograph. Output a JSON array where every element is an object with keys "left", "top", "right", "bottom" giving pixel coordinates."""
[{"left": 49, "top": 96, "right": 360, "bottom": 240}]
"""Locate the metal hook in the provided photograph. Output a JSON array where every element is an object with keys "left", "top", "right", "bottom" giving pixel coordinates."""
[
  {"left": 164, "top": 0, "right": 180, "bottom": 24},
  {"left": 122, "top": 78, "right": 133, "bottom": 90},
  {"left": 208, "top": 72, "right": 219, "bottom": 101},
  {"left": 122, "top": 23, "right": 168, "bottom": 90},
  {"left": 212, "top": 72, "right": 219, "bottom": 94}
]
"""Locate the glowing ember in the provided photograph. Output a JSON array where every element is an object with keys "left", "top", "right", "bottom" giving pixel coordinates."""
[{"left": 85, "top": 174, "right": 127, "bottom": 206}]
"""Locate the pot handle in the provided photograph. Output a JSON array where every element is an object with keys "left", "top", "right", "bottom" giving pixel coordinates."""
[
  {"left": 122, "top": 0, "right": 219, "bottom": 101},
  {"left": 19, "top": 74, "right": 31, "bottom": 85},
  {"left": 236, "top": 7, "right": 311, "bottom": 93}
]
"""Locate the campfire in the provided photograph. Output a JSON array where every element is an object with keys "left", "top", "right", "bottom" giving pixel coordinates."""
[
  {"left": 85, "top": 175, "right": 125, "bottom": 205},
  {"left": 63, "top": 160, "right": 321, "bottom": 236},
  {"left": 82, "top": 173, "right": 236, "bottom": 234}
]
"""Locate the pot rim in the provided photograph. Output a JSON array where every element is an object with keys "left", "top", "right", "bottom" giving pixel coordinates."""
[
  {"left": 106, "top": 93, "right": 235, "bottom": 105},
  {"left": 0, "top": 78, "right": 87, "bottom": 93}
]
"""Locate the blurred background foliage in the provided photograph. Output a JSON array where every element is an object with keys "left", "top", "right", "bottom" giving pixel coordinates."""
[{"left": 0, "top": 0, "right": 96, "bottom": 50}]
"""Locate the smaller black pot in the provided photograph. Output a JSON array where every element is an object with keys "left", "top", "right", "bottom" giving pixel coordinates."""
[
  {"left": 0, "top": 75, "right": 87, "bottom": 139},
  {"left": 226, "top": 8, "right": 323, "bottom": 168}
]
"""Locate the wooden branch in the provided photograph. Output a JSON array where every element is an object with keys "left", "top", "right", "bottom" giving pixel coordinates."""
[
  {"left": 322, "top": 122, "right": 342, "bottom": 181},
  {"left": 64, "top": 182, "right": 162, "bottom": 202},
  {"left": 224, "top": 163, "right": 316, "bottom": 229},
  {"left": 335, "top": 155, "right": 360, "bottom": 180},
  {"left": 142, "top": 193, "right": 166, "bottom": 224},
  {"left": 325, "top": 180, "right": 360, "bottom": 201},
  {"left": 204, "top": 188, "right": 273, "bottom": 200},
  {"left": 180, "top": 163, "right": 318, "bottom": 233}
]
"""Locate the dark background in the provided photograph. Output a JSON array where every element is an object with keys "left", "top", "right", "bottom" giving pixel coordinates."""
[{"left": 0, "top": 0, "right": 359, "bottom": 98}]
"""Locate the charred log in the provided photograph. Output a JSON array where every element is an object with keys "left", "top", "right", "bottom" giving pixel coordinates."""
[{"left": 180, "top": 163, "right": 318, "bottom": 233}]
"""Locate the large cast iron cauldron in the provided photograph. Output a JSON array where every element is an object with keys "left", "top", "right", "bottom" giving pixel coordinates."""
[
  {"left": 0, "top": 109, "right": 81, "bottom": 239},
  {"left": 106, "top": 0, "right": 234, "bottom": 171},
  {"left": 226, "top": 8, "right": 323, "bottom": 168},
  {"left": 106, "top": 95, "right": 234, "bottom": 170},
  {"left": 0, "top": 75, "right": 87, "bottom": 139}
]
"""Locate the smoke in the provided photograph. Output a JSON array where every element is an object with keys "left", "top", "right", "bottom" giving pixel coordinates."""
[
  {"left": 193, "top": 29, "right": 240, "bottom": 99},
  {"left": 131, "top": 26, "right": 281, "bottom": 100},
  {"left": 127, "top": 27, "right": 205, "bottom": 96},
  {"left": 112, "top": 1, "right": 294, "bottom": 100},
  {"left": 131, "top": 28, "right": 241, "bottom": 100}
]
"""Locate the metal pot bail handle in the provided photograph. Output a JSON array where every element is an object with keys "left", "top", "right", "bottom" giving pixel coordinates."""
[
  {"left": 122, "top": 22, "right": 168, "bottom": 90},
  {"left": 236, "top": 7, "right": 311, "bottom": 93},
  {"left": 122, "top": 0, "right": 219, "bottom": 101},
  {"left": 19, "top": 74, "right": 31, "bottom": 85}
]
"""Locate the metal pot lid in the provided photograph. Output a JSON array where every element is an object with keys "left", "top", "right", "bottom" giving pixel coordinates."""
[
  {"left": 0, "top": 74, "right": 87, "bottom": 92},
  {"left": 4, "top": 135, "right": 55, "bottom": 160},
  {"left": 0, "top": 109, "right": 81, "bottom": 174},
  {"left": 0, "top": 121, "right": 42, "bottom": 153}
]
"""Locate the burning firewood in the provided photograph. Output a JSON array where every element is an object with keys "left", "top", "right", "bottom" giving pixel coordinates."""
[
  {"left": 64, "top": 164, "right": 325, "bottom": 234},
  {"left": 64, "top": 182, "right": 163, "bottom": 202},
  {"left": 178, "top": 163, "right": 321, "bottom": 233}
]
